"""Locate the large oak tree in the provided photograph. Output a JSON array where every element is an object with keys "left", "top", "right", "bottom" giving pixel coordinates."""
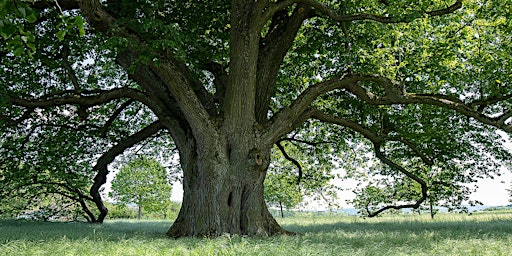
[{"left": 1, "top": 0, "right": 511, "bottom": 237}]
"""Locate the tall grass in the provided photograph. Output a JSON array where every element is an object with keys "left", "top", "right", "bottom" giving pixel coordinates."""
[{"left": 1, "top": 212, "right": 511, "bottom": 255}]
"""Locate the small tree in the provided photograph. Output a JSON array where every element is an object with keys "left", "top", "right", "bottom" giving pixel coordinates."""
[
  {"left": 109, "top": 157, "right": 172, "bottom": 220},
  {"left": 264, "top": 171, "right": 302, "bottom": 218}
]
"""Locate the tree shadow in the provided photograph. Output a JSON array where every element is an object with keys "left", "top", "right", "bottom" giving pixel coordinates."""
[
  {"left": 280, "top": 216, "right": 512, "bottom": 252},
  {"left": 0, "top": 219, "right": 174, "bottom": 242}
]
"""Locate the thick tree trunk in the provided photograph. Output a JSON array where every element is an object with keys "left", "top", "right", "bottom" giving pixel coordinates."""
[{"left": 166, "top": 137, "right": 290, "bottom": 237}]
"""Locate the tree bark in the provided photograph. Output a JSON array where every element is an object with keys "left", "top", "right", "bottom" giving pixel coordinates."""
[{"left": 166, "top": 133, "right": 289, "bottom": 237}]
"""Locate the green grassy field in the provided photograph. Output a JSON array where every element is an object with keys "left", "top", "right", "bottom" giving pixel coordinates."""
[{"left": 1, "top": 212, "right": 511, "bottom": 255}]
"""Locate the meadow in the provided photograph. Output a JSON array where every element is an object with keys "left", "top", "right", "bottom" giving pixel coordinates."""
[{"left": 1, "top": 211, "right": 511, "bottom": 256}]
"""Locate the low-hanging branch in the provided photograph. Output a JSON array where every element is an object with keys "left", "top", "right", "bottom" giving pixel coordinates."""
[
  {"left": 89, "top": 121, "right": 165, "bottom": 223},
  {"left": 311, "top": 109, "right": 432, "bottom": 216},
  {"left": 369, "top": 142, "right": 428, "bottom": 217}
]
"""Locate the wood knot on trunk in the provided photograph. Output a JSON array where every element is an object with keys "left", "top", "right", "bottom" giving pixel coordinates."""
[{"left": 248, "top": 148, "right": 263, "bottom": 165}]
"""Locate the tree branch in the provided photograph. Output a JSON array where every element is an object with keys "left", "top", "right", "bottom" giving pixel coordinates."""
[
  {"left": 278, "top": 137, "right": 335, "bottom": 147},
  {"left": 9, "top": 87, "right": 150, "bottom": 110},
  {"left": 275, "top": 141, "right": 303, "bottom": 184},
  {"left": 76, "top": 1, "right": 217, "bottom": 137},
  {"left": 0, "top": 107, "right": 35, "bottom": 126},
  {"left": 61, "top": 45, "right": 82, "bottom": 92},
  {"left": 310, "top": 108, "right": 432, "bottom": 216},
  {"left": 90, "top": 121, "right": 165, "bottom": 222},
  {"left": 311, "top": 109, "right": 384, "bottom": 144},
  {"left": 274, "top": 0, "right": 462, "bottom": 24},
  {"left": 469, "top": 93, "right": 512, "bottom": 112},
  {"left": 29, "top": 0, "right": 80, "bottom": 11},
  {"left": 367, "top": 143, "right": 428, "bottom": 217},
  {"left": 387, "top": 136, "right": 435, "bottom": 166},
  {"left": 256, "top": 4, "right": 312, "bottom": 122},
  {"left": 100, "top": 99, "right": 135, "bottom": 138},
  {"left": 147, "top": 59, "right": 216, "bottom": 141}
]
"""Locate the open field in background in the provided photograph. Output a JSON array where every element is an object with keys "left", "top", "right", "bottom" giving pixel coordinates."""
[{"left": 1, "top": 211, "right": 511, "bottom": 256}]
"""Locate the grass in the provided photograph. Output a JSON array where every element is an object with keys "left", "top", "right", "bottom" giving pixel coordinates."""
[{"left": 1, "top": 212, "right": 511, "bottom": 255}]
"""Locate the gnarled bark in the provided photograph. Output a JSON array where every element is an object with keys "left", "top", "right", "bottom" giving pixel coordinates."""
[{"left": 167, "top": 132, "right": 289, "bottom": 237}]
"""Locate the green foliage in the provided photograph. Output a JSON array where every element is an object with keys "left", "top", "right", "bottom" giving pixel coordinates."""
[
  {"left": 266, "top": 137, "right": 341, "bottom": 212},
  {"left": 264, "top": 171, "right": 302, "bottom": 211},
  {"left": 0, "top": 0, "right": 38, "bottom": 56},
  {"left": 104, "top": 202, "right": 137, "bottom": 219},
  {"left": 109, "top": 156, "right": 172, "bottom": 219}
]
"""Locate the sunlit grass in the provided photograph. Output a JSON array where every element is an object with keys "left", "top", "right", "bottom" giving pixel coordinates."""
[{"left": 1, "top": 212, "right": 511, "bottom": 255}]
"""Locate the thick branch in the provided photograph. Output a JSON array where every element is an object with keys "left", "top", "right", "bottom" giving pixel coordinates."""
[
  {"left": 256, "top": 4, "right": 312, "bottom": 122},
  {"left": 77, "top": 1, "right": 216, "bottom": 136},
  {"left": 147, "top": 60, "right": 216, "bottom": 141},
  {"left": 274, "top": 0, "right": 462, "bottom": 23},
  {"left": 9, "top": 88, "right": 150, "bottom": 109},
  {"left": 264, "top": 73, "right": 384, "bottom": 143}
]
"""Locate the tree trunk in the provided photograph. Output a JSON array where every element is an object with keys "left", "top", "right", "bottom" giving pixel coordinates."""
[
  {"left": 166, "top": 136, "right": 290, "bottom": 237},
  {"left": 279, "top": 202, "right": 284, "bottom": 218},
  {"left": 429, "top": 197, "right": 435, "bottom": 219},
  {"left": 137, "top": 204, "right": 142, "bottom": 220}
]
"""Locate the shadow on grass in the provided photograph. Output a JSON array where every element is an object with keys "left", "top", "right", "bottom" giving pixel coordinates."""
[
  {"left": 0, "top": 219, "right": 175, "bottom": 242},
  {"left": 280, "top": 216, "right": 512, "bottom": 251}
]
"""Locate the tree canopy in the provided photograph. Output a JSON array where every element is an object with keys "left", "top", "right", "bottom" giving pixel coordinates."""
[{"left": 1, "top": 0, "right": 512, "bottom": 237}]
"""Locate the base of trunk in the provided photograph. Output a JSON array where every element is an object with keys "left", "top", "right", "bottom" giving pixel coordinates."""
[
  {"left": 166, "top": 204, "right": 293, "bottom": 238},
  {"left": 166, "top": 176, "right": 293, "bottom": 237}
]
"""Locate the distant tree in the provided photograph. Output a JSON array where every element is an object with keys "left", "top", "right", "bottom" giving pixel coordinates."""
[
  {"left": 109, "top": 157, "right": 172, "bottom": 220},
  {"left": 265, "top": 140, "right": 339, "bottom": 217},
  {"left": 264, "top": 171, "right": 302, "bottom": 218},
  {"left": 508, "top": 185, "right": 512, "bottom": 203}
]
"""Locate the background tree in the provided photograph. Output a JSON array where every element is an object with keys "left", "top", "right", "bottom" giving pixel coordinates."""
[
  {"left": 1, "top": 0, "right": 512, "bottom": 237},
  {"left": 508, "top": 185, "right": 512, "bottom": 203},
  {"left": 109, "top": 156, "right": 172, "bottom": 220}
]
